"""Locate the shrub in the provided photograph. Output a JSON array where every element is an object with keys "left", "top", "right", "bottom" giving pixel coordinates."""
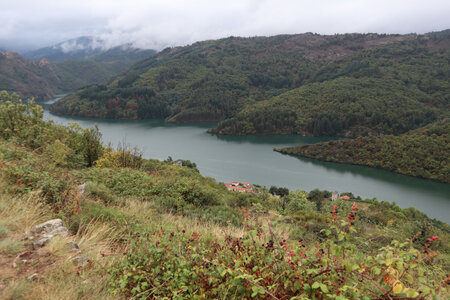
[
  {"left": 2, "top": 147, "right": 73, "bottom": 206},
  {"left": 44, "top": 139, "right": 71, "bottom": 167},
  {"left": 78, "top": 168, "right": 155, "bottom": 198},
  {"left": 184, "top": 205, "right": 243, "bottom": 226},
  {"left": 285, "top": 190, "right": 315, "bottom": 214},
  {"left": 108, "top": 210, "right": 446, "bottom": 299},
  {"left": 68, "top": 200, "right": 130, "bottom": 234},
  {"left": 84, "top": 181, "right": 121, "bottom": 205},
  {"left": 95, "top": 143, "right": 141, "bottom": 169},
  {"left": 0, "top": 91, "right": 103, "bottom": 168}
]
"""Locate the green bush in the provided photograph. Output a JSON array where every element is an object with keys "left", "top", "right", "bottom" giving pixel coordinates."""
[
  {"left": 0, "top": 91, "right": 103, "bottom": 168},
  {"left": 285, "top": 190, "right": 316, "bottom": 214},
  {"left": 184, "top": 206, "right": 243, "bottom": 226},
  {"left": 2, "top": 147, "right": 73, "bottom": 206},
  {"left": 108, "top": 211, "right": 445, "bottom": 299},
  {"left": 68, "top": 200, "right": 130, "bottom": 234},
  {"left": 84, "top": 181, "right": 121, "bottom": 205}
]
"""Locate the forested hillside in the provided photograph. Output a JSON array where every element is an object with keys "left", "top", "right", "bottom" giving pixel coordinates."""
[
  {"left": 213, "top": 39, "right": 449, "bottom": 136},
  {"left": 0, "top": 48, "right": 156, "bottom": 101},
  {"left": 51, "top": 31, "right": 449, "bottom": 136},
  {"left": 1, "top": 91, "right": 449, "bottom": 299},
  {"left": 0, "top": 51, "right": 64, "bottom": 100},
  {"left": 276, "top": 120, "right": 450, "bottom": 183}
]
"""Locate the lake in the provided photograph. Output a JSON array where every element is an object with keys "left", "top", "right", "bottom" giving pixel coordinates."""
[{"left": 41, "top": 97, "right": 450, "bottom": 223}]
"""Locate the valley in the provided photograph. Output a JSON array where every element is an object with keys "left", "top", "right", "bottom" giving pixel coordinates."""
[
  {"left": 42, "top": 97, "right": 450, "bottom": 223},
  {"left": 0, "top": 25, "right": 449, "bottom": 298},
  {"left": 0, "top": 37, "right": 156, "bottom": 100}
]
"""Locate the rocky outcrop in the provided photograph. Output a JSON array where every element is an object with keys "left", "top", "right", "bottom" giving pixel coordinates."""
[{"left": 29, "top": 219, "right": 69, "bottom": 249}]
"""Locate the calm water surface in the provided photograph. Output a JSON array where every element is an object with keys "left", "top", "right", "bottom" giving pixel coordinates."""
[{"left": 41, "top": 97, "right": 450, "bottom": 223}]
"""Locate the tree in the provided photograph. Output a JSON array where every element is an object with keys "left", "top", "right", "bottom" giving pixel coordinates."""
[
  {"left": 82, "top": 125, "right": 103, "bottom": 167},
  {"left": 269, "top": 186, "right": 289, "bottom": 197},
  {"left": 285, "top": 190, "right": 315, "bottom": 213}
]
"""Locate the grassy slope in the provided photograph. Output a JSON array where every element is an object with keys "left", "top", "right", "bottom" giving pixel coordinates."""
[
  {"left": 276, "top": 120, "right": 450, "bottom": 183},
  {"left": 1, "top": 93, "right": 449, "bottom": 298},
  {"left": 1, "top": 139, "right": 449, "bottom": 298}
]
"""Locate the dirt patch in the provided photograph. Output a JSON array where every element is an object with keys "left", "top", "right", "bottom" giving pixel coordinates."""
[{"left": 0, "top": 247, "right": 61, "bottom": 285}]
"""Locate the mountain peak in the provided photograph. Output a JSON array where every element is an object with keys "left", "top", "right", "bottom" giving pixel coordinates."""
[
  {"left": 55, "top": 36, "right": 104, "bottom": 53},
  {"left": 21, "top": 36, "right": 151, "bottom": 62}
]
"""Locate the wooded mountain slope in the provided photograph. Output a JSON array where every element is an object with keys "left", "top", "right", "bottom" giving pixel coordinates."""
[
  {"left": 276, "top": 120, "right": 450, "bottom": 183},
  {"left": 213, "top": 38, "right": 449, "bottom": 136},
  {"left": 0, "top": 51, "right": 63, "bottom": 100},
  {"left": 0, "top": 49, "right": 156, "bottom": 100},
  {"left": 50, "top": 31, "right": 449, "bottom": 136}
]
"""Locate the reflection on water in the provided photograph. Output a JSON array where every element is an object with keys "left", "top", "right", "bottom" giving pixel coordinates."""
[
  {"left": 290, "top": 154, "right": 449, "bottom": 206},
  {"left": 40, "top": 98, "right": 450, "bottom": 223},
  {"left": 212, "top": 133, "right": 337, "bottom": 145}
]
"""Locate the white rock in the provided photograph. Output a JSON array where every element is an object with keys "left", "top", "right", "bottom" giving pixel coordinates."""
[
  {"left": 76, "top": 183, "right": 86, "bottom": 195},
  {"left": 29, "top": 219, "right": 69, "bottom": 249},
  {"left": 27, "top": 273, "right": 38, "bottom": 281}
]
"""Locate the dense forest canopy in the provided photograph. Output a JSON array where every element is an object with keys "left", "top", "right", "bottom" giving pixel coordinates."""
[
  {"left": 213, "top": 39, "right": 449, "bottom": 136},
  {"left": 51, "top": 31, "right": 449, "bottom": 136},
  {"left": 276, "top": 120, "right": 450, "bottom": 183}
]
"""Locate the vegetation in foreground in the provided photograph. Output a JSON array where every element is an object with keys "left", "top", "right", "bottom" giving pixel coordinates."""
[
  {"left": 276, "top": 120, "right": 450, "bottom": 184},
  {"left": 1, "top": 91, "right": 449, "bottom": 299}
]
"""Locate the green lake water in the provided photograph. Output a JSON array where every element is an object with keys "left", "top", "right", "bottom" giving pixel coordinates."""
[{"left": 41, "top": 97, "right": 450, "bottom": 223}]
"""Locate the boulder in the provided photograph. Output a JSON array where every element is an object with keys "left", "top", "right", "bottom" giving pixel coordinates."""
[
  {"left": 29, "top": 219, "right": 69, "bottom": 249},
  {"left": 76, "top": 183, "right": 86, "bottom": 195},
  {"left": 72, "top": 254, "right": 90, "bottom": 267},
  {"left": 65, "top": 241, "right": 80, "bottom": 253}
]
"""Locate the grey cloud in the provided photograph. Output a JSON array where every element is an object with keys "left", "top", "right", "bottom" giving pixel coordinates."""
[{"left": 0, "top": 0, "right": 449, "bottom": 52}]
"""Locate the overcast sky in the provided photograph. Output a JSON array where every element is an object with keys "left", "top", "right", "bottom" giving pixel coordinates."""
[{"left": 1, "top": 0, "right": 449, "bottom": 52}]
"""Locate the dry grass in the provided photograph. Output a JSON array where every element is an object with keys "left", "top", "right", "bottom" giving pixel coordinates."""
[
  {"left": 0, "top": 192, "right": 50, "bottom": 239},
  {"left": 124, "top": 198, "right": 293, "bottom": 245},
  {"left": 1, "top": 191, "right": 296, "bottom": 299},
  {"left": 125, "top": 198, "right": 246, "bottom": 239},
  {"left": 0, "top": 191, "right": 122, "bottom": 300}
]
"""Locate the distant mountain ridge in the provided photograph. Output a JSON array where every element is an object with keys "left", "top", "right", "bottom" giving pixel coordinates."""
[
  {"left": 22, "top": 36, "right": 156, "bottom": 63},
  {"left": 22, "top": 36, "right": 104, "bottom": 61},
  {"left": 0, "top": 37, "right": 157, "bottom": 100}
]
